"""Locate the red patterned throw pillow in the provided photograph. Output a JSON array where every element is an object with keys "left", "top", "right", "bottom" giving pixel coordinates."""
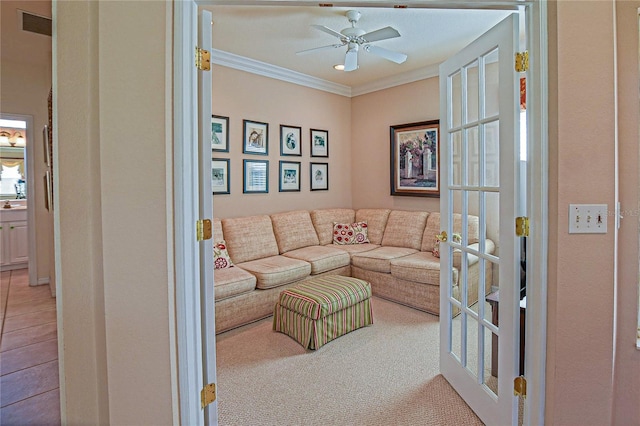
[
  {"left": 333, "top": 221, "right": 370, "bottom": 245},
  {"left": 214, "top": 240, "right": 234, "bottom": 269}
]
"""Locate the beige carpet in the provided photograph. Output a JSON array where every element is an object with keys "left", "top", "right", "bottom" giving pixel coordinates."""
[{"left": 215, "top": 296, "right": 484, "bottom": 426}]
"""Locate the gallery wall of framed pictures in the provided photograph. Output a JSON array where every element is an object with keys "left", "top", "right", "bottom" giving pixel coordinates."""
[{"left": 211, "top": 114, "right": 329, "bottom": 195}]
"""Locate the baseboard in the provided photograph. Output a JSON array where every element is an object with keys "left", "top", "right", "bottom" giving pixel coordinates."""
[{"left": 37, "top": 277, "right": 50, "bottom": 285}]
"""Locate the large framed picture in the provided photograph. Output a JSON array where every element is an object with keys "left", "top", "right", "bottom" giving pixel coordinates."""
[
  {"left": 243, "top": 119, "right": 268, "bottom": 155},
  {"left": 211, "top": 115, "right": 229, "bottom": 152},
  {"left": 390, "top": 120, "right": 440, "bottom": 197},
  {"left": 243, "top": 159, "right": 269, "bottom": 193},
  {"left": 211, "top": 158, "right": 230, "bottom": 194},
  {"left": 279, "top": 161, "right": 301, "bottom": 192},
  {"left": 310, "top": 129, "right": 329, "bottom": 157},
  {"left": 280, "top": 125, "right": 302, "bottom": 156},
  {"left": 310, "top": 162, "right": 328, "bottom": 191}
]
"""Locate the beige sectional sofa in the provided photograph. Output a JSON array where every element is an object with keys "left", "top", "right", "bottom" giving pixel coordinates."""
[{"left": 213, "top": 208, "right": 494, "bottom": 334}]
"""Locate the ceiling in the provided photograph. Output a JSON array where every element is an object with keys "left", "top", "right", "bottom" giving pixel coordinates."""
[{"left": 203, "top": 5, "right": 516, "bottom": 92}]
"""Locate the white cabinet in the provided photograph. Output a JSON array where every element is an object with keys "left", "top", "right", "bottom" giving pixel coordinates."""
[{"left": 0, "top": 209, "right": 28, "bottom": 270}]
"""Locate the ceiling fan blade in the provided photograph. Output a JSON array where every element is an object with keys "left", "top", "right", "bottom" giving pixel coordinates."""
[
  {"left": 296, "top": 43, "right": 344, "bottom": 55},
  {"left": 364, "top": 45, "right": 408, "bottom": 64},
  {"left": 344, "top": 49, "right": 358, "bottom": 72},
  {"left": 361, "top": 26, "right": 401, "bottom": 43},
  {"left": 311, "top": 24, "right": 345, "bottom": 40}
]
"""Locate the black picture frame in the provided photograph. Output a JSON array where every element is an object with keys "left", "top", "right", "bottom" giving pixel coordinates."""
[
  {"left": 211, "top": 115, "right": 229, "bottom": 153},
  {"left": 310, "top": 129, "right": 329, "bottom": 157},
  {"left": 243, "top": 119, "right": 269, "bottom": 155},
  {"left": 279, "top": 161, "right": 301, "bottom": 192},
  {"left": 280, "top": 125, "right": 302, "bottom": 156},
  {"left": 211, "top": 157, "right": 230, "bottom": 194},
  {"left": 243, "top": 159, "right": 269, "bottom": 193},
  {"left": 390, "top": 120, "right": 440, "bottom": 197},
  {"left": 310, "top": 162, "right": 328, "bottom": 191}
]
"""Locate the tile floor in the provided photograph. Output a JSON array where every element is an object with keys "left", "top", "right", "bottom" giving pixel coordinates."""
[{"left": 0, "top": 268, "right": 60, "bottom": 425}]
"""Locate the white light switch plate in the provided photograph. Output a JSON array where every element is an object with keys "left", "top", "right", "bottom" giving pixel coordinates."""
[{"left": 568, "top": 204, "right": 608, "bottom": 234}]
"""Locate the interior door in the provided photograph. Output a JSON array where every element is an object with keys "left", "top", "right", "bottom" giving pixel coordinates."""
[
  {"left": 439, "top": 14, "right": 521, "bottom": 425},
  {"left": 198, "top": 8, "right": 219, "bottom": 425}
]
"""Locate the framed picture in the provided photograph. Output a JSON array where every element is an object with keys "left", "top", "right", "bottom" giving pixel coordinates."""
[
  {"left": 390, "top": 120, "right": 440, "bottom": 197},
  {"left": 280, "top": 125, "right": 302, "bottom": 156},
  {"left": 310, "top": 129, "right": 329, "bottom": 157},
  {"left": 42, "top": 125, "right": 50, "bottom": 167},
  {"left": 310, "top": 162, "right": 328, "bottom": 191},
  {"left": 211, "top": 115, "right": 229, "bottom": 152},
  {"left": 211, "top": 158, "right": 230, "bottom": 194},
  {"left": 279, "top": 161, "right": 301, "bottom": 192},
  {"left": 243, "top": 119, "right": 268, "bottom": 155},
  {"left": 243, "top": 159, "right": 269, "bottom": 193}
]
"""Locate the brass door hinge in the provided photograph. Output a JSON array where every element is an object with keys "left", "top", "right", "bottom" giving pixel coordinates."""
[
  {"left": 196, "top": 219, "right": 212, "bottom": 241},
  {"left": 515, "top": 51, "right": 529, "bottom": 72},
  {"left": 514, "top": 376, "right": 527, "bottom": 398},
  {"left": 195, "top": 46, "right": 211, "bottom": 71},
  {"left": 201, "top": 383, "right": 216, "bottom": 409},
  {"left": 515, "top": 216, "right": 529, "bottom": 237}
]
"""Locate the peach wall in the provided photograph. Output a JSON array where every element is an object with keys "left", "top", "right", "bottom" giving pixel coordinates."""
[
  {"left": 54, "top": 1, "right": 107, "bottom": 423},
  {"left": 55, "top": 1, "right": 174, "bottom": 423},
  {"left": 0, "top": 0, "right": 53, "bottom": 283},
  {"left": 546, "top": 1, "right": 617, "bottom": 424},
  {"left": 52, "top": 1, "right": 640, "bottom": 424},
  {"left": 211, "top": 66, "right": 352, "bottom": 218},
  {"left": 613, "top": 1, "right": 640, "bottom": 422},
  {"left": 351, "top": 78, "right": 440, "bottom": 213}
]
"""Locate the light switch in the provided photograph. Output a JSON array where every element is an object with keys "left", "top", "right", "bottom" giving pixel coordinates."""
[{"left": 568, "top": 204, "right": 608, "bottom": 234}]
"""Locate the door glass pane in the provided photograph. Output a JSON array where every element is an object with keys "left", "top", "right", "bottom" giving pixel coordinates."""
[
  {"left": 466, "top": 60, "right": 479, "bottom": 124},
  {"left": 452, "top": 131, "right": 462, "bottom": 186},
  {"left": 451, "top": 307, "right": 463, "bottom": 362},
  {"left": 485, "top": 120, "right": 500, "bottom": 187},
  {"left": 466, "top": 314, "right": 480, "bottom": 378},
  {"left": 484, "top": 327, "right": 499, "bottom": 396},
  {"left": 485, "top": 191, "right": 500, "bottom": 258},
  {"left": 467, "top": 127, "right": 479, "bottom": 187},
  {"left": 484, "top": 48, "right": 500, "bottom": 118},
  {"left": 452, "top": 71, "right": 462, "bottom": 128}
]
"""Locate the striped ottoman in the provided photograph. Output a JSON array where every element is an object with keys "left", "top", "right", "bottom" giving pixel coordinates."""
[{"left": 273, "top": 275, "right": 373, "bottom": 350}]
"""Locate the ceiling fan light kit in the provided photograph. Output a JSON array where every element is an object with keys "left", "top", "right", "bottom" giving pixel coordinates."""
[{"left": 297, "top": 10, "right": 408, "bottom": 72}]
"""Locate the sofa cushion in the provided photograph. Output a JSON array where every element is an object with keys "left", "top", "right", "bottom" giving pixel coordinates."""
[
  {"left": 214, "top": 240, "right": 234, "bottom": 269},
  {"left": 381, "top": 210, "right": 429, "bottom": 250},
  {"left": 329, "top": 243, "right": 380, "bottom": 257},
  {"left": 333, "top": 221, "right": 370, "bottom": 245},
  {"left": 311, "top": 208, "right": 356, "bottom": 245},
  {"left": 390, "top": 252, "right": 458, "bottom": 286},
  {"left": 237, "top": 255, "right": 311, "bottom": 289},
  {"left": 213, "top": 267, "right": 257, "bottom": 301},
  {"left": 213, "top": 218, "right": 223, "bottom": 241},
  {"left": 351, "top": 246, "right": 418, "bottom": 273},
  {"left": 355, "top": 209, "right": 391, "bottom": 245},
  {"left": 222, "top": 215, "right": 279, "bottom": 264},
  {"left": 282, "top": 245, "right": 350, "bottom": 275},
  {"left": 422, "top": 212, "right": 480, "bottom": 252},
  {"left": 270, "top": 210, "right": 320, "bottom": 253}
]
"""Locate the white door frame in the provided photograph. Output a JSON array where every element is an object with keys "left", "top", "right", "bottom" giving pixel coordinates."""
[
  {"left": 0, "top": 112, "right": 38, "bottom": 286},
  {"left": 172, "top": 1, "right": 548, "bottom": 424}
]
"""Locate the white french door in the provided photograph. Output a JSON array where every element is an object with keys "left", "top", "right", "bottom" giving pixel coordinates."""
[
  {"left": 439, "top": 13, "right": 522, "bottom": 425},
  {"left": 198, "top": 8, "right": 219, "bottom": 426}
]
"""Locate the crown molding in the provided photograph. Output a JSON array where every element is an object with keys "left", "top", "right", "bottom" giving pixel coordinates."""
[
  {"left": 211, "top": 49, "right": 352, "bottom": 97},
  {"left": 211, "top": 48, "right": 440, "bottom": 98},
  {"left": 350, "top": 64, "right": 440, "bottom": 96}
]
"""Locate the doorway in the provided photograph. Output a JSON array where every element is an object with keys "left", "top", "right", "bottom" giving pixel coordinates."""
[{"left": 174, "top": 1, "right": 548, "bottom": 424}]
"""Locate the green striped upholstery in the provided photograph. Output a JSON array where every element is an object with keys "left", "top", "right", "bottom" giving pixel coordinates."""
[{"left": 273, "top": 276, "right": 373, "bottom": 350}]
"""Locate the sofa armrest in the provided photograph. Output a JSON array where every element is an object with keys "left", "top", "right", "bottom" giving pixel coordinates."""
[{"left": 452, "top": 239, "right": 496, "bottom": 269}]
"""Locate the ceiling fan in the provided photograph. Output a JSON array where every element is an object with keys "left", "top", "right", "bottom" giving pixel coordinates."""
[{"left": 297, "top": 10, "right": 408, "bottom": 72}]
